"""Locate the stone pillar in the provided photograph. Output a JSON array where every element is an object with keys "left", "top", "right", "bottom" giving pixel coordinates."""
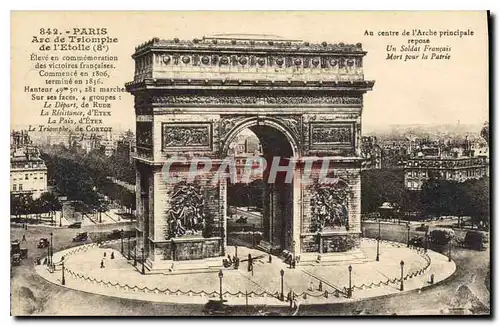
[
  {"left": 292, "top": 168, "right": 301, "bottom": 255},
  {"left": 219, "top": 177, "right": 227, "bottom": 255}
]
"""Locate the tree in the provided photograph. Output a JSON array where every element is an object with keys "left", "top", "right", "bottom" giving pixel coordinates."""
[
  {"left": 481, "top": 121, "right": 489, "bottom": 145},
  {"left": 361, "top": 169, "right": 407, "bottom": 213}
]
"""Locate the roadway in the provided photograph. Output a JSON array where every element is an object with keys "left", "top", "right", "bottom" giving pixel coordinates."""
[{"left": 10, "top": 222, "right": 490, "bottom": 316}]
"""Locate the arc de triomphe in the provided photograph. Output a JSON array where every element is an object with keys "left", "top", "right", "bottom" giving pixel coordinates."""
[{"left": 126, "top": 36, "right": 374, "bottom": 270}]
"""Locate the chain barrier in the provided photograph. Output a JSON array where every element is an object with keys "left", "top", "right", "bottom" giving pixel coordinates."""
[
  {"left": 49, "top": 237, "right": 430, "bottom": 301},
  {"left": 350, "top": 238, "right": 432, "bottom": 293}
]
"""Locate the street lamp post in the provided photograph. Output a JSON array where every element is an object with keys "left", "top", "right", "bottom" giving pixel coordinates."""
[
  {"left": 47, "top": 241, "right": 50, "bottom": 266},
  {"left": 141, "top": 247, "right": 145, "bottom": 274},
  {"left": 376, "top": 236, "right": 380, "bottom": 261},
  {"left": 134, "top": 244, "right": 137, "bottom": 267},
  {"left": 348, "top": 265, "right": 353, "bottom": 298},
  {"left": 235, "top": 245, "right": 238, "bottom": 258},
  {"left": 127, "top": 233, "right": 131, "bottom": 260},
  {"left": 61, "top": 257, "right": 65, "bottom": 285},
  {"left": 218, "top": 270, "right": 224, "bottom": 301},
  {"left": 280, "top": 269, "right": 285, "bottom": 301},
  {"left": 49, "top": 232, "right": 53, "bottom": 266},
  {"left": 448, "top": 240, "right": 452, "bottom": 262},
  {"left": 400, "top": 260, "right": 405, "bottom": 291},
  {"left": 407, "top": 223, "right": 411, "bottom": 247},
  {"left": 252, "top": 224, "right": 256, "bottom": 247},
  {"left": 59, "top": 210, "right": 62, "bottom": 227},
  {"left": 120, "top": 229, "right": 124, "bottom": 254},
  {"left": 378, "top": 218, "right": 381, "bottom": 239},
  {"left": 292, "top": 240, "right": 296, "bottom": 268},
  {"left": 424, "top": 230, "right": 428, "bottom": 253}
]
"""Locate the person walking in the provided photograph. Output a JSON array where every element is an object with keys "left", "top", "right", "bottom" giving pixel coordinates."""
[
  {"left": 100, "top": 259, "right": 105, "bottom": 268},
  {"left": 22, "top": 234, "right": 26, "bottom": 241},
  {"left": 247, "top": 254, "right": 253, "bottom": 272}
]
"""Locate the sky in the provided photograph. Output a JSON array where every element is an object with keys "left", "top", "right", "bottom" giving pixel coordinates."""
[{"left": 11, "top": 11, "right": 489, "bottom": 134}]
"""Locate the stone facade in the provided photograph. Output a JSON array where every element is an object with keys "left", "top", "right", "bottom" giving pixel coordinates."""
[{"left": 126, "top": 36, "right": 374, "bottom": 269}]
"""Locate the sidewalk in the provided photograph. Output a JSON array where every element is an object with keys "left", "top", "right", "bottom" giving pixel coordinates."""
[{"left": 36, "top": 239, "right": 456, "bottom": 305}]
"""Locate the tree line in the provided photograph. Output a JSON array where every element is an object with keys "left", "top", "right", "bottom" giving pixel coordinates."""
[
  {"left": 41, "top": 144, "right": 136, "bottom": 211},
  {"left": 361, "top": 168, "right": 489, "bottom": 228},
  {"left": 11, "top": 192, "right": 62, "bottom": 222}
]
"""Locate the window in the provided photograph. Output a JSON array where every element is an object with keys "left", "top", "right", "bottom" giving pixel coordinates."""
[
  {"left": 13, "top": 184, "right": 17, "bottom": 191},
  {"left": 19, "top": 184, "right": 23, "bottom": 191},
  {"left": 25, "top": 174, "right": 28, "bottom": 180}
]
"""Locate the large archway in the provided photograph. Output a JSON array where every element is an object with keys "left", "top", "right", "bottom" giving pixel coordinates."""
[
  {"left": 224, "top": 119, "right": 298, "bottom": 253},
  {"left": 126, "top": 35, "right": 374, "bottom": 270}
]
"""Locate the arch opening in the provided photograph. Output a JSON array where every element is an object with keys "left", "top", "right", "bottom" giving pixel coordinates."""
[{"left": 225, "top": 122, "right": 296, "bottom": 253}]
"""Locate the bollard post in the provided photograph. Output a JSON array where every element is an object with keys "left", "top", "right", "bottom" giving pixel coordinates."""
[
  {"left": 61, "top": 257, "right": 65, "bottom": 285},
  {"left": 280, "top": 269, "right": 285, "bottom": 301},
  {"left": 219, "top": 270, "right": 224, "bottom": 301},
  {"left": 400, "top": 260, "right": 405, "bottom": 291},
  {"left": 348, "top": 265, "right": 352, "bottom": 298},
  {"left": 376, "top": 236, "right": 380, "bottom": 261}
]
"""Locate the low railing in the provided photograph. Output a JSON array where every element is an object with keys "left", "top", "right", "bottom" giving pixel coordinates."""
[
  {"left": 43, "top": 237, "right": 430, "bottom": 302},
  {"left": 349, "top": 238, "right": 432, "bottom": 293}
]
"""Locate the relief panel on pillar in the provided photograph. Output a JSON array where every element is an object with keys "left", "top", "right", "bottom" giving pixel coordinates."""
[
  {"left": 309, "top": 122, "right": 355, "bottom": 156},
  {"left": 164, "top": 182, "right": 219, "bottom": 240},
  {"left": 162, "top": 122, "right": 213, "bottom": 153},
  {"left": 136, "top": 121, "right": 153, "bottom": 160},
  {"left": 309, "top": 179, "right": 351, "bottom": 233}
]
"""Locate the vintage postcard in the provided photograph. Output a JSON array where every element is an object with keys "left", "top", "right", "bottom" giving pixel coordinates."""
[{"left": 10, "top": 11, "right": 490, "bottom": 316}]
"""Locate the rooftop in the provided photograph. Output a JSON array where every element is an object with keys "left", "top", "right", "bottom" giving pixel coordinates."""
[{"left": 133, "top": 35, "right": 365, "bottom": 57}]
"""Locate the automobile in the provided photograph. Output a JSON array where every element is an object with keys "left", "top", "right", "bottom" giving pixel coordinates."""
[
  {"left": 73, "top": 232, "right": 88, "bottom": 242},
  {"left": 463, "top": 230, "right": 488, "bottom": 251},
  {"left": 202, "top": 299, "right": 233, "bottom": 315},
  {"left": 68, "top": 222, "right": 82, "bottom": 229},
  {"left": 37, "top": 238, "right": 50, "bottom": 248},
  {"left": 11, "top": 240, "right": 28, "bottom": 260},
  {"left": 11, "top": 253, "right": 21, "bottom": 266},
  {"left": 236, "top": 217, "right": 248, "bottom": 224},
  {"left": 409, "top": 236, "right": 424, "bottom": 248},
  {"left": 109, "top": 229, "right": 122, "bottom": 240},
  {"left": 415, "top": 224, "right": 429, "bottom": 232}
]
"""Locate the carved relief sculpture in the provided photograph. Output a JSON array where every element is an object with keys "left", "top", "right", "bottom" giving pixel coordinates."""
[
  {"left": 151, "top": 95, "right": 362, "bottom": 106},
  {"left": 136, "top": 122, "right": 153, "bottom": 148},
  {"left": 166, "top": 184, "right": 206, "bottom": 238},
  {"left": 310, "top": 181, "right": 350, "bottom": 232},
  {"left": 162, "top": 123, "right": 211, "bottom": 150}
]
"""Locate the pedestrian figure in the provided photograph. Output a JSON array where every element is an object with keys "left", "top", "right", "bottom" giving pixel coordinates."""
[
  {"left": 268, "top": 254, "right": 272, "bottom": 263},
  {"left": 308, "top": 281, "right": 314, "bottom": 291},
  {"left": 248, "top": 254, "right": 253, "bottom": 272},
  {"left": 103, "top": 252, "right": 106, "bottom": 258},
  {"left": 22, "top": 234, "right": 26, "bottom": 241},
  {"left": 111, "top": 252, "right": 115, "bottom": 260},
  {"left": 234, "top": 257, "right": 239, "bottom": 269},
  {"left": 292, "top": 259, "right": 296, "bottom": 269},
  {"left": 227, "top": 255, "right": 232, "bottom": 264},
  {"left": 318, "top": 281, "right": 323, "bottom": 292},
  {"left": 100, "top": 259, "right": 105, "bottom": 268}
]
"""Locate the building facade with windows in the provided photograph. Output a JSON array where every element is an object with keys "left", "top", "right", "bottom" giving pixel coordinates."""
[
  {"left": 404, "top": 156, "right": 487, "bottom": 190},
  {"left": 10, "top": 146, "right": 48, "bottom": 199}
]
